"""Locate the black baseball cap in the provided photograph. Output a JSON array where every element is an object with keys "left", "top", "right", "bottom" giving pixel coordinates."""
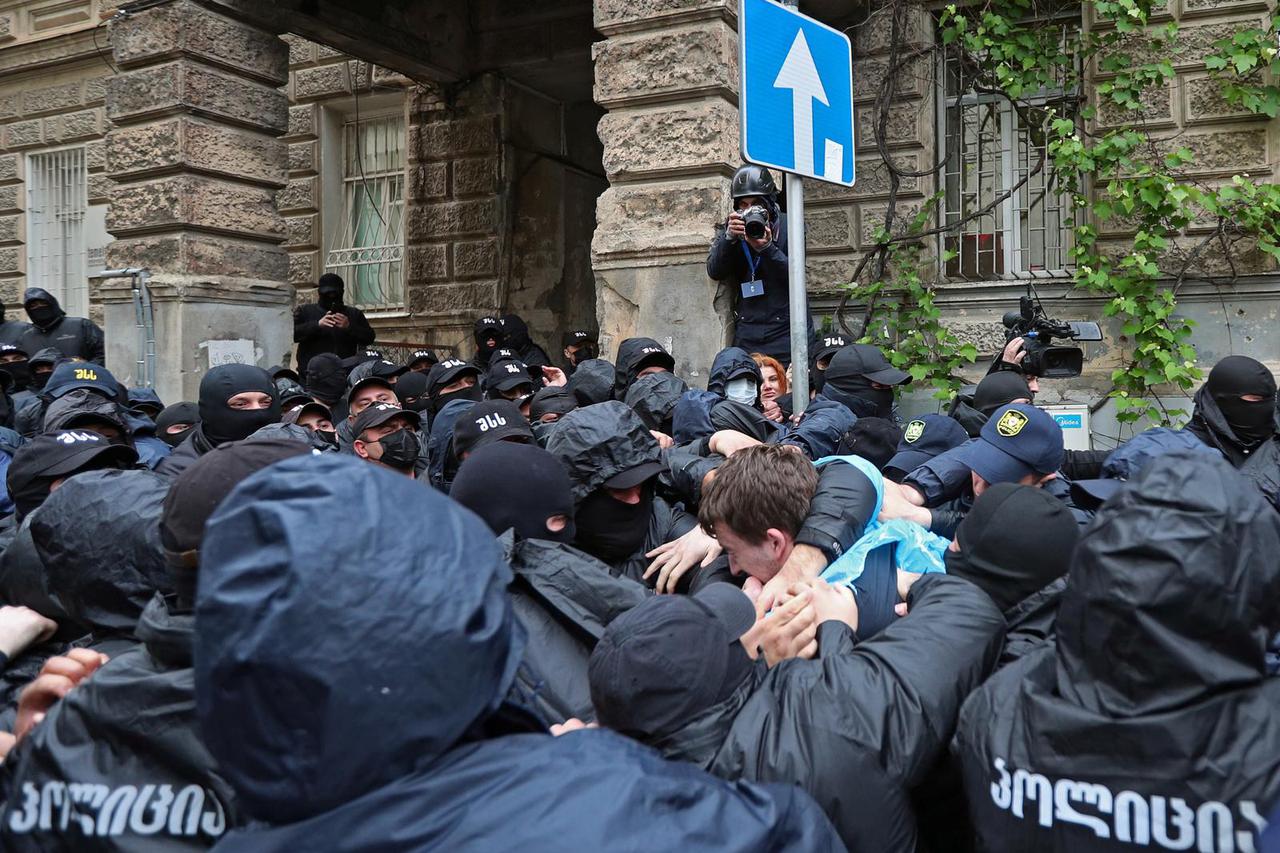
[
  {"left": 529, "top": 386, "right": 576, "bottom": 422},
  {"left": 452, "top": 400, "right": 534, "bottom": 458},
  {"left": 351, "top": 402, "right": 420, "bottom": 438},
  {"left": 813, "top": 334, "right": 850, "bottom": 367},
  {"left": 268, "top": 365, "right": 302, "bottom": 384},
  {"left": 407, "top": 349, "right": 438, "bottom": 368},
  {"left": 886, "top": 414, "right": 971, "bottom": 476},
  {"left": 588, "top": 583, "right": 756, "bottom": 739},
  {"left": 428, "top": 359, "right": 482, "bottom": 398},
  {"left": 486, "top": 359, "right": 534, "bottom": 393},
  {"left": 283, "top": 400, "right": 333, "bottom": 426},
  {"left": 824, "top": 344, "right": 911, "bottom": 386},
  {"left": 562, "top": 329, "right": 598, "bottom": 348},
  {"left": 960, "top": 403, "right": 1063, "bottom": 485},
  {"left": 474, "top": 316, "right": 504, "bottom": 337},
  {"left": 8, "top": 431, "right": 138, "bottom": 520}
]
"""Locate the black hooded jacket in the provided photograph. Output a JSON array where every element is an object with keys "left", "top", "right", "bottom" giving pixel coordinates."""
[
  {"left": 1186, "top": 382, "right": 1280, "bottom": 509},
  {"left": 191, "top": 455, "right": 843, "bottom": 852},
  {"left": 0, "top": 593, "right": 240, "bottom": 851},
  {"left": 707, "top": 346, "right": 764, "bottom": 404},
  {"left": 545, "top": 402, "right": 701, "bottom": 584},
  {"left": 612, "top": 338, "right": 675, "bottom": 400},
  {"left": 500, "top": 315, "right": 551, "bottom": 371},
  {"left": 16, "top": 288, "right": 105, "bottom": 364},
  {"left": 953, "top": 452, "right": 1280, "bottom": 852},
  {"left": 292, "top": 294, "right": 374, "bottom": 374},
  {"left": 502, "top": 533, "right": 650, "bottom": 724},
  {"left": 567, "top": 358, "right": 615, "bottom": 406},
  {"left": 651, "top": 574, "right": 1003, "bottom": 852}
]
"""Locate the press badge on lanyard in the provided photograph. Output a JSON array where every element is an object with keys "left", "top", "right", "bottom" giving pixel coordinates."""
[{"left": 740, "top": 242, "right": 765, "bottom": 299}]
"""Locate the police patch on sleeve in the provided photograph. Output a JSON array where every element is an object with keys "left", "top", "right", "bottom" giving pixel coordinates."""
[
  {"left": 996, "top": 409, "right": 1029, "bottom": 437},
  {"left": 904, "top": 420, "right": 925, "bottom": 443}
]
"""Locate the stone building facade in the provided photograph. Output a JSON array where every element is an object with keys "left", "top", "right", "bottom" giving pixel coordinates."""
[{"left": 0, "top": 0, "right": 1272, "bottom": 425}]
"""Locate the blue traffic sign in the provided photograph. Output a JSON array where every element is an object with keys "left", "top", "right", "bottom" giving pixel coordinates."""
[{"left": 739, "top": 0, "right": 856, "bottom": 186}]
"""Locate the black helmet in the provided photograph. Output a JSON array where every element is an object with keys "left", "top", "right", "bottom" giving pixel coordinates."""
[{"left": 731, "top": 164, "right": 778, "bottom": 200}]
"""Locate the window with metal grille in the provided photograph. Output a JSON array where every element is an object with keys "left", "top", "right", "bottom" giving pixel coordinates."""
[
  {"left": 26, "top": 147, "right": 88, "bottom": 316},
  {"left": 325, "top": 113, "right": 405, "bottom": 310},
  {"left": 939, "top": 25, "right": 1080, "bottom": 281}
]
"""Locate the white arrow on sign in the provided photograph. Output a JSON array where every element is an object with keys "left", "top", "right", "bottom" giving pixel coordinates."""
[{"left": 772, "top": 28, "right": 829, "bottom": 177}]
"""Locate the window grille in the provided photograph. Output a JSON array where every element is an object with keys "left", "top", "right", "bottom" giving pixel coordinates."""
[
  {"left": 26, "top": 147, "right": 88, "bottom": 316},
  {"left": 940, "top": 26, "right": 1079, "bottom": 280},
  {"left": 325, "top": 113, "right": 405, "bottom": 310}
]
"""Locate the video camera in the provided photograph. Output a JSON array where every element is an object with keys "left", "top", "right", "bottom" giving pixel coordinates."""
[{"left": 1001, "top": 296, "right": 1102, "bottom": 378}]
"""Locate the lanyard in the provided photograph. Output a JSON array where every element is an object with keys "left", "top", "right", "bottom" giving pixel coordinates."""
[{"left": 740, "top": 240, "right": 760, "bottom": 280}]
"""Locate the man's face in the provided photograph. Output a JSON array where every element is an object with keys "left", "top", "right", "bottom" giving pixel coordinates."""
[
  {"left": 636, "top": 365, "right": 668, "bottom": 380},
  {"left": 716, "top": 523, "right": 790, "bottom": 584},
  {"left": 27, "top": 299, "right": 50, "bottom": 312},
  {"left": 354, "top": 417, "right": 411, "bottom": 462},
  {"left": 33, "top": 365, "right": 53, "bottom": 381},
  {"left": 349, "top": 384, "right": 396, "bottom": 418},
  {"left": 1024, "top": 375, "right": 1040, "bottom": 394},
  {"left": 735, "top": 195, "right": 765, "bottom": 212},
  {"left": 440, "top": 375, "right": 476, "bottom": 396},
  {"left": 296, "top": 410, "right": 334, "bottom": 433},
  {"left": 164, "top": 420, "right": 194, "bottom": 438},
  {"left": 0, "top": 352, "right": 24, "bottom": 365},
  {"left": 498, "top": 383, "right": 532, "bottom": 403},
  {"left": 228, "top": 391, "right": 273, "bottom": 410},
  {"left": 409, "top": 360, "right": 432, "bottom": 373}
]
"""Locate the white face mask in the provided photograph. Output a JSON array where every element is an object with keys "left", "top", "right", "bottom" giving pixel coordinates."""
[{"left": 725, "top": 377, "right": 758, "bottom": 406}]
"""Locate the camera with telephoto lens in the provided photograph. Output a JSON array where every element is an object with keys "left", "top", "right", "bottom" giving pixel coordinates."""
[
  {"left": 1001, "top": 295, "right": 1103, "bottom": 378},
  {"left": 741, "top": 205, "right": 770, "bottom": 240}
]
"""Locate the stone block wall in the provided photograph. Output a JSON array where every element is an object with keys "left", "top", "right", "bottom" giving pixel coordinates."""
[
  {"left": 0, "top": 0, "right": 115, "bottom": 322},
  {"left": 591, "top": 0, "right": 742, "bottom": 381}
]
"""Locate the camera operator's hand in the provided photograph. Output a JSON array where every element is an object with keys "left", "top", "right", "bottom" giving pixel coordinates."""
[
  {"left": 1000, "top": 336, "right": 1028, "bottom": 369},
  {"left": 726, "top": 210, "right": 746, "bottom": 242},
  {"left": 746, "top": 224, "right": 773, "bottom": 253}
]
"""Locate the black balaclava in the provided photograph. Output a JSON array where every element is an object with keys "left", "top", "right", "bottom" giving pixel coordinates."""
[
  {"left": 824, "top": 378, "right": 893, "bottom": 419},
  {"left": 973, "top": 371, "right": 1034, "bottom": 418},
  {"left": 317, "top": 273, "right": 345, "bottom": 313},
  {"left": 432, "top": 382, "right": 483, "bottom": 415},
  {"left": 305, "top": 352, "right": 348, "bottom": 404},
  {"left": 155, "top": 401, "right": 200, "bottom": 448},
  {"left": 574, "top": 482, "right": 654, "bottom": 563},
  {"left": 945, "top": 482, "right": 1079, "bottom": 612},
  {"left": 473, "top": 317, "right": 506, "bottom": 367},
  {"left": 1205, "top": 355, "right": 1277, "bottom": 446},
  {"left": 395, "top": 370, "right": 431, "bottom": 413},
  {"left": 24, "top": 291, "right": 63, "bottom": 331},
  {"left": 452, "top": 442, "right": 576, "bottom": 544},
  {"left": 2, "top": 359, "right": 30, "bottom": 392},
  {"left": 197, "top": 364, "right": 281, "bottom": 446},
  {"left": 501, "top": 314, "right": 533, "bottom": 352}
]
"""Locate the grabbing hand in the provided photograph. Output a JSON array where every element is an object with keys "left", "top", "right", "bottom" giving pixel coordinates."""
[
  {"left": 0, "top": 606, "right": 56, "bottom": 660},
  {"left": 650, "top": 430, "right": 674, "bottom": 450},
  {"left": 645, "top": 526, "right": 723, "bottom": 594},
  {"left": 762, "top": 399, "right": 784, "bottom": 422},
  {"left": 878, "top": 480, "right": 932, "bottom": 526},
  {"left": 754, "top": 543, "right": 827, "bottom": 617},
  {"left": 15, "top": 649, "right": 109, "bottom": 741},
  {"left": 741, "top": 586, "right": 818, "bottom": 666},
  {"left": 708, "top": 429, "right": 763, "bottom": 457}
]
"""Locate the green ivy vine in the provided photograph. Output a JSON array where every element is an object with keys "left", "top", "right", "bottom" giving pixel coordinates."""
[{"left": 846, "top": 0, "right": 1280, "bottom": 424}]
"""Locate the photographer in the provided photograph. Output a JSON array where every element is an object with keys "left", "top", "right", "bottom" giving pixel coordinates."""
[
  {"left": 707, "top": 165, "right": 812, "bottom": 366},
  {"left": 292, "top": 273, "right": 376, "bottom": 374}
]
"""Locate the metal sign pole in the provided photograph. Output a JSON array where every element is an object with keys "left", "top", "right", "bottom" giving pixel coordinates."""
[{"left": 787, "top": 176, "right": 809, "bottom": 415}]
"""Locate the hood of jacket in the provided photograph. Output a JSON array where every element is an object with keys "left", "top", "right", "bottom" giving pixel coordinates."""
[
  {"left": 1056, "top": 451, "right": 1280, "bottom": 717},
  {"left": 624, "top": 370, "right": 688, "bottom": 431},
  {"left": 707, "top": 347, "right": 763, "bottom": 399},
  {"left": 545, "top": 401, "right": 662, "bottom": 505},
  {"left": 1187, "top": 381, "right": 1279, "bottom": 466},
  {"left": 22, "top": 287, "right": 64, "bottom": 332},
  {"left": 501, "top": 314, "right": 533, "bottom": 351},
  {"left": 41, "top": 387, "right": 128, "bottom": 436},
  {"left": 136, "top": 591, "right": 194, "bottom": 669},
  {"left": 250, "top": 420, "right": 337, "bottom": 453},
  {"left": 612, "top": 338, "right": 674, "bottom": 399},
  {"left": 194, "top": 454, "right": 522, "bottom": 824},
  {"left": 948, "top": 398, "right": 987, "bottom": 438},
  {"left": 568, "top": 358, "right": 616, "bottom": 407},
  {"left": 31, "top": 468, "right": 171, "bottom": 636}
]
